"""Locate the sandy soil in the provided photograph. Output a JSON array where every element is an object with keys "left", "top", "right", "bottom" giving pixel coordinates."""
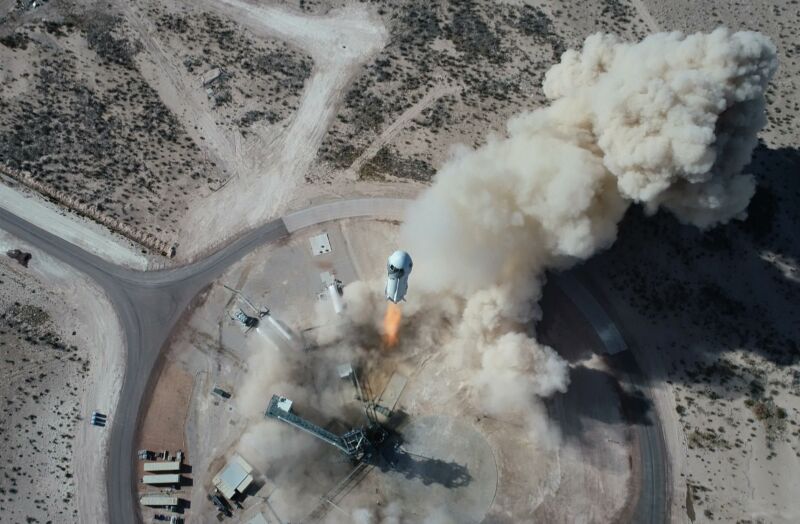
[
  {"left": 0, "top": 2, "right": 222, "bottom": 246},
  {"left": 565, "top": 1, "right": 800, "bottom": 522},
  {"left": 136, "top": 362, "right": 194, "bottom": 457},
  {"left": 3, "top": 0, "right": 798, "bottom": 274},
  {"left": 135, "top": 360, "right": 194, "bottom": 519},
  {"left": 588, "top": 255, "right": 800, "bottom": 524},
  {"left": 0, "top": 228, "right": 125, "bottom": 523},
  {"left": 47, "top": 0, "right": 390, "bottom": 262},
  {"left": 0, "top": 179, "right": 149, "bottom": 269},
  {"left": 169, "top": 0, "right": 389, "bottom": 261}
]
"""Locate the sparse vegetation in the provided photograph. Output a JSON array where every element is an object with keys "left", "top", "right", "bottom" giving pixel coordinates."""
[
  {"left": 749, "top": 398, "right": 788, "bottom": 446},
  {"left": 0, "top": 273, "right": 88, "bottom": 522},
  {"left": 153, "top": 9, "right": 312, "bottom": 133},
  {"left": 74, "top": 11, "right": 140, "bottom": 69},
  {"left": 0, "top": 10, "right": 220, "bottom": 239},
  {"left": 317, "top": 0, "right": 567, "bottom": 181}
]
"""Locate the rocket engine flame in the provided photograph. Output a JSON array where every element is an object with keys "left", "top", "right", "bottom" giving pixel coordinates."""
[{"left": 382, "top": 302, "right": 402, "bottom": 347}]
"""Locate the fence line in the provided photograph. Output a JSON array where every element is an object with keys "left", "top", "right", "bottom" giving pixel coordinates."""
[{"left": 1, "top": 165, "right": 174, "bottom": 257}]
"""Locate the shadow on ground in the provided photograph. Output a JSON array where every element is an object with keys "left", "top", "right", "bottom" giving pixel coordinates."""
[
  {"left": 369, "top": 427, "right": 473, "bottom": 489},
  {"left": 580, "top": 143, "right": 800, "bottom": 385}
]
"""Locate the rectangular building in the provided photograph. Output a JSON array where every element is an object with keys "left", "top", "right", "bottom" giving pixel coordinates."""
[
  {"left": 213, "top": 454, "right": 254, "bottom": 500},
  {"left": 140, "top": 495, "right": 179, "bottom": 507},
  {"left": 143, "top": 461, "right": 181, "bottom": 472},
  {"left": 142, "top": 474, "right": 181, "bottom": 485}
]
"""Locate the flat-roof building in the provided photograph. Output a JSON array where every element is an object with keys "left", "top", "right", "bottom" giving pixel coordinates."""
[
  {"left": 140, "top": 495, "right": 179, "bottom": 507},
  {"left": 143, "top": 461, "right": 181, "bottom": 472},
  {"left": 213, "top": 454, "right": 254, "bottom": 500},
  {"left": 142, "top": 474, "right": 181, "bottom": 485}
]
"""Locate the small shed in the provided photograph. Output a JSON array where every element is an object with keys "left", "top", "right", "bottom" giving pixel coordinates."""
[
  {"left": 276, "top": 397, "right": 293, "bottom": 413},
  {"left": 309, "top": 233, "right": 331, "bottom": 255},
  {"left": 337, "top": 363, "right": 353, "bottom": 379},
  {"left": 212, "top": 386, "right": 231, "bottom": 399},
  {"left": 213, "top": 454, "right": 254, "bottom": 500}
]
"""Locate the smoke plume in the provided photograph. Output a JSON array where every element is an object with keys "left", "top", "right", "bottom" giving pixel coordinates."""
[
  {"left": 401, "top": 28, "right": 776, "bottom": 421},
  {"left": 228, "top": 28, "right": 776, "bottom": 521}
]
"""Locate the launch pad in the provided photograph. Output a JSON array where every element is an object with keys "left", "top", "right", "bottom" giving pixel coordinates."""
[
  {"left": 146, "top": 217, "right": 561, "bottom": 522},
  {"left": 264, "top": 397, "right": 498, "bottom": 522},
  {"left": 265, "top": 394, "right": 383, "bottom": 459},
  {"left": 262, "top": 359, "right": 499, "bottom": 523}
]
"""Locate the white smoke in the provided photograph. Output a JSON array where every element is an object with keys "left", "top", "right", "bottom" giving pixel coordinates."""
[
  {"left": 542, "top": 29, "right": 777, "bottom": 227},
  {"left": 401, "top": 28, "right": 776, "bottom": 420},
  {"left": 227, "top": 28, "right": 777, "bottom": 520}
]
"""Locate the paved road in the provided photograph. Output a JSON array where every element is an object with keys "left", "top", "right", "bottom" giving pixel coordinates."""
[
  {"left": 554, "top": 273, "right": 627, "bottom": 355},
  {"left": 0, "top": 199, "right": 405, "bottom": 524},
  {"left": 556, "top": 270, "right": 669, "bottom": 524},
  {"left": 0, "top": 198, "right": 667, "bottom": 523}
]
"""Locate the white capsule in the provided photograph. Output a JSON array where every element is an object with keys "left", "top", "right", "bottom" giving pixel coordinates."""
[{"left": 385, "top": 250, "right": 412, "bottom": 303}]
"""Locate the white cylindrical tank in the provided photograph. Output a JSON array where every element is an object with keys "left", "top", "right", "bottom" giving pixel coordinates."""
[{"left": 327, "top": 282, "right": 345, "bottom": 314}]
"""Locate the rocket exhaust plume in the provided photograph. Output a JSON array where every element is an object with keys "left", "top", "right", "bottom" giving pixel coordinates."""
[
  {"left": 228, "top": 30, "right": 777, "bottom": 521},
  {"left": 399, "top": 28, "right": 777, "bottom": 420},
  {"left": 382, "top": 302, "right": 402, "bottom": 347}
]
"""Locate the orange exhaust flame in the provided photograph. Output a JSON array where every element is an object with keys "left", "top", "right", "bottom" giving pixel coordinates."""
[{"left": 382, "top": 302, "right": 402, "bottom": 348}]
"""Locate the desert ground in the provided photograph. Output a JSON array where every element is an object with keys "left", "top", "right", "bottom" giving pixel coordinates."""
[
  {"left": 0, "top": 229, "right": 124, "bottom": 523},
  {"left": 585, "top": 140, "right": 800, "bottom": 521},
  {"left": 0, "top": 0, "right": 798, "bottom": 523}
]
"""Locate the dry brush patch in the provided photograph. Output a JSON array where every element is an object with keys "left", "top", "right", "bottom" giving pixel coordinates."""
[
  {"left": 0, "top": 270, "right": 90, "bottom": 523},
  {"left": 1, "top": 165, "right": 174, "bottom": 256},
  {"left": 0, "top": 7, "right": 222, "bottom": 240},
  {"left": 147, "top": 4, "right": 313, "bottom": 135},
  {"left": 315, "top": 0, "right": 652, "bottom": 183}
]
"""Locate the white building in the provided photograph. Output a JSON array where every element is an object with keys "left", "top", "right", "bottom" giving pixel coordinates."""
[
  {"left": 140, "top": 495, "right": 179, "bottom": 507},
  {"left": 213, "top": 454, "right": 254, "bottom": 500},
  {"left": 143, "top": 461, "right": 181, "bottom": 472},
  {"left": 142, "top": 474, "right": 181, "bottom": 485}
]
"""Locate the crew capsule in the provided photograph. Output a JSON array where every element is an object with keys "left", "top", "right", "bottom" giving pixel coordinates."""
[{"left": 385, "top": 250, "right": 412, "bottom": 303}]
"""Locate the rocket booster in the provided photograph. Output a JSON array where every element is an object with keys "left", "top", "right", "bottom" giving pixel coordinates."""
[{"left": 385, "top": 250, "right": 412, "bottom": 303}]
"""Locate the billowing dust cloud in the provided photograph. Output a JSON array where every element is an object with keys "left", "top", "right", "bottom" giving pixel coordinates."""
[
  {"left": 232, "top": 28, "right": 776, "bottom": 520},
  {"left": 401, "top": 28, "right": 776, "bottom": 424}
]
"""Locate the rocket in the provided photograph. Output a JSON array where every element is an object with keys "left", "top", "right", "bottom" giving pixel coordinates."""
[{"left": 385, "top": 250, "right": 412, "bottom": 303}]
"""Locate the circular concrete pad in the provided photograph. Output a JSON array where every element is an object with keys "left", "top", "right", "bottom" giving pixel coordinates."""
[{"left": 378, "top": 415, "right": 498, "bottom": 523}]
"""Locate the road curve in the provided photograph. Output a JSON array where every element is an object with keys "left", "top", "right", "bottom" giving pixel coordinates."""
[
  {"left": 0, "top": 198, "right": 667, "bottom": 523},
  {"left": 0, "top": 199, "right": 405, "bottom": 524},
  {"left": 555, "top": 271, "right": 669, "bottom": 524}
]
